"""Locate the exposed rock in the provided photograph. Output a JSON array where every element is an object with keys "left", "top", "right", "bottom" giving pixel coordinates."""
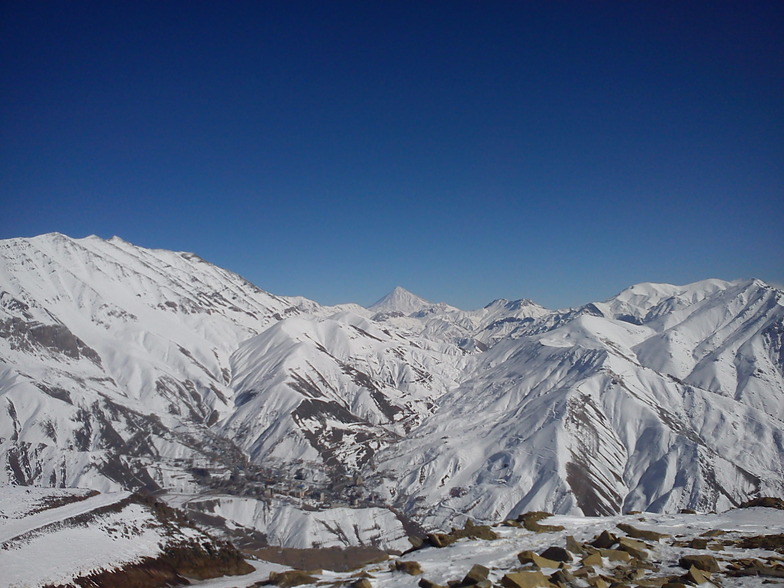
[
  {"left": 590, "top": 530, "right": 618, "bottom": 549},
  {"left": 677, "top": 554, "right": 720, "bottom": 573},
  {"left": 565, "top": 535, "right": 587, "bottom": 555},
  {"left": 685, "top": 538, "right": 709, "bottom": 549},
  {"left": 518, "top": 550, "right": 561, "bottom": 569},
  {"left": 500, "top": 570, "right": 553, "bottom": 588},
  {"left": 548, "top": 568, "right": 577, "bottom": 586},
  {"left": 616, "top": 523, "right": 670, "bottom": 542},
  {"left": 347, "top": 579, "right": 372, "bottom": 588},
  {"left": 268, "top": 569, "right": 320, "bottom": 587},
  {"left": 739, "top": 497, "right": 784, "bottom": 510},
  {"left": 517, "top": 512, "right": 565, "bottom": 533},
  {"left": 418, "top": 579, "right": 447, "bottom": 588},
  {"left": 540, "top": 546, "right": 572, "bottom": 563},
  {"left": 581, "top": 552, "right": 604, "bottom": 568},
  {"left": 736, "top": 533, "right": 784, "bottom": 554},
  {"left": 462, "top": 564, "right": 490, "bottom": 585},
  {"left": 393, "top": 560, "right": 423, "bottom": 575},
  {"left": 682, "top": 565, "right": 712, "bottom": 585},
  {"left": 724, "top": 558, "right": 784, "bottom": 579},
  {"left": 617, "top": 536, "right": 649, "bottom": 560},
  {"left": 597, "top": 548, "right": 632, "bottom": 563},
  {"left": 425, "top": 520, "right": 498, "bottom": 548},
  {"left": 585, "top": 576, "right": 610, "bottom": 588}
]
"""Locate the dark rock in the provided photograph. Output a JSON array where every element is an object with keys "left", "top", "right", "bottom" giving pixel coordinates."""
[
  {"left": 686, "top": 538, "right": 709, "bottom": 549},
  {"left": 518, "top": 550, "right": 561, "bottom": 569},
  {"left": 540, "top": 546, "right": 573, "bottom": 562},
  {"left": 418, "top": 579, "right": 447, "bottom": 588},
  {"left": 590, "top": 530, "right": 618, "bottom": 549},
  {"left": 736, "top": 534, "right": 784, "bottom": 554}
]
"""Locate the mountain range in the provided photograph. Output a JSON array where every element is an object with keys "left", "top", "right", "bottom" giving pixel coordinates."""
[{"left": 1, "top": 233, "right": 782, "bottom": 547}]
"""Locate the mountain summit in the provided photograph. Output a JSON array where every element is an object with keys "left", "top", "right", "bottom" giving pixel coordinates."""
[{"left": 367, "top": 286, "right": 433, "bottom": 315}]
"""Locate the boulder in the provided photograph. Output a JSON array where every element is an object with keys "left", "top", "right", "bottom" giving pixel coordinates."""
[
  {"left": 590, "top": 531, "right": 618, "bottom": 549},
  {"left": 617, "top": 523, "right": 670, "bottom": 542},
  {"left": 500, "top": 570, "right": 553, "bottom": 588},
  {"left": 418, "top": 579, "right": 445, "bottom": 588},
  {"left": 739, "top": 497, "right": 784, "bottom": 510},
  {"left": 678, "top": 554, "right": 720, "bottom": 573},
  {"left": 581, "top": 552, "right": 604, "bottom": 568},
  {"left": 683, "top": 565, "right": 712, "bottom": 585},
  {"left": 548, "top": 569, "right": 576, "bottom": 586},
  {"left": 565, "top": 535, "right": 587, "bottom": 555},
  {"left": 597, "top": 548, "right": 631, "bottom": 563},
  {"left": 517, "top": 512, "right": 566, "bottom": 533},
  {"left": 268, "top": 570, "right": 319, "bottom": 587},
  {"left": 462, "top": 564, "right": 490, "bottom": 585},
  {"left": 617, "top": 536, "right": 649, "bottom": 560},
  {"left": 393, "top": 560, "right": 423, "bottom": 575},
  {"left": 540, "top": 546, "right": 572, "bottom": 562},
  {"left": 418, "top": 579, "right": 447, "bottom": 588},
  {"left": 518, "top": 550, "right": 561, "bottom": 569}
]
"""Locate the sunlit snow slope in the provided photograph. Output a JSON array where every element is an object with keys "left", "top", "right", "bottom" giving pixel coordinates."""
[{"left": 0, "top": 233, "right": 782, "bottom": 532}]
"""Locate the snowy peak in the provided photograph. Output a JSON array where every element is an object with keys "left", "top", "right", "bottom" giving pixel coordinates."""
[{"left": 368, "top": 286, "right": 433, "bottom": 316}]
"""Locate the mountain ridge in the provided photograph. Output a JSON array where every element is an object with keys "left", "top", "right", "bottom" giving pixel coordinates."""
[{"left": 0, "top": 233, "right": 781, "bottom": 542}]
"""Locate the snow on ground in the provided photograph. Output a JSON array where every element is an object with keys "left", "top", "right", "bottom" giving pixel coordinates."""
[
  {"left": 1, "top": 503, "right": 166, "bottom": 588},
  {"left": 182, "top": 494, "right": 412, "bottom": 552},
  {"left": 0, "top": 485, "right": 94, "bottom": 520},
  {"left": 198, "top": 507, "right": 784, "bottom": 588}
]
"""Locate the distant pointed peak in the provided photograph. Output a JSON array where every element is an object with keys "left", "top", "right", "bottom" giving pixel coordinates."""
[{"left": 368, "top": 286, "right": 432, "bottom": 314}]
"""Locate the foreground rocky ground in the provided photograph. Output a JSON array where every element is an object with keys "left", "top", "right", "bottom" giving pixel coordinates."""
[
  {"left": 231, "top": 499, "right": 784, "bottom": 588},
  {"left": 3, "top": 489, "right": 782, "bottom": 587}
]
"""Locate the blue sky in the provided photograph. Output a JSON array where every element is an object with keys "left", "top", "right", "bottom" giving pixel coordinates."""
[{"left": 2, "top": 1, "right": 782, "bottom": 309}]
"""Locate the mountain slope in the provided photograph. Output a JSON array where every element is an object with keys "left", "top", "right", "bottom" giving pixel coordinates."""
[
  {"left": 0, "top": 233, "right": 299, "bottom": 490},
  {"left": 369, "top": 279, "right": 784, "bottom": 528},
  {"left": 0, "top": 233, "right": 781, "bottom": 539}
]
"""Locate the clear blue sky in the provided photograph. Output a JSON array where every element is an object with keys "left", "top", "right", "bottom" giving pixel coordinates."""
[{"left": 2, "top": 1, "right": 782, "bottom": 309}]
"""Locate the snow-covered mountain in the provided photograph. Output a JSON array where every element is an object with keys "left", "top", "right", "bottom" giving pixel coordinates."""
[
  {"left": 0, "top": 233, "right": 782, "bottom": 540},
  {"left": 371, "top": 278, "right": 784, "bottom": 528},
  {"left": 369, "top": 286, "right": 436, "bottom": 316}
]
